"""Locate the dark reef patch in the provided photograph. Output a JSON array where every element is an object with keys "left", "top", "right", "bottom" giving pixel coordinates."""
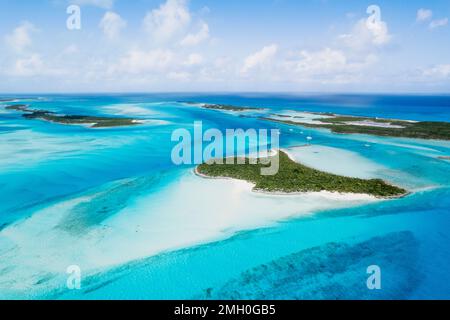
[
  {"left": 198, "top": 231, "right": 421, "bottom": 300},
  {"left": 57, "top": 175, "right": 160, "bottom": 233}
]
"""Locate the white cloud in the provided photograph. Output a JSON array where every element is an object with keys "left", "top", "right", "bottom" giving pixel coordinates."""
[
  {"left": 339, "top": 18, "right": 391, "bottom": 50},
  {"left": 5, "top": 21, "right": 37, "bottom": 52},
  {"left": 72, "top": 0, "right": 114, "bottom": 9},
  {"left": 8, "top": 54, "right": 64, "bottom": 77},
  {"left": 417, "top": 9, "right": 433, "bottom": 22},
  {"left": 241, "top": 44, "right": 278, "bottom": 74},
  {"left": 200, "top": 56, "right": 235, "bottom": 81},
  {"left": 429, "top": 18, "right": 448, "bottom": 29},
  {"left": 238, "top": 45, "right": 378, "bottom": 85},
  {"left": 13, "top": 54, "right": 44, "bottom": 76},
  {"left": 284, "top": 48, "right": 377, "bottom": 84},
  {"left": 184, "top": 53, "right": 203, "bottom": 66},
  {"left": 4, "top": 2, "right": 446, "bottom": 92},
  {"left": 111, "top": 49, "right": 207, "bottom": 82},
  {"left": 168, "top": 71, "right": 190, "bottom": 81},
  {"left": 180, "top": 21, "right": 209, "bottom": 46},
  {"left": 99, "top": 11, "right": 127, "bottom": 39},
  {"left": 290, "top": 48, "right": 347, "bottom": 76},
  {"left": 63, "top": 44, "right": 79, "bottom": 55},
  {"left": 114, "top": 49, "right": 175, "bottom": 74},
  {"left": 143, "top": 0, "right": 191, "bottom": 42},
  {"left": 368, "top": 20, "right": 391, "bottom": 46},
  {"left": 422, "top": 64, "right": 450, "bottom": 79},
  {"left": 416, "top": 9, "right": 447, "bottom": 30}
]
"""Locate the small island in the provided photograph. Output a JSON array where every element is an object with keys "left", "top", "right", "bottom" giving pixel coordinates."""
[
  {"left": 262, "top": 113, "right": 450, "bottom": 141},
  {"left": 202, "top": 104, "right": 265, "bottom": 112},
  {"left": 188, "top": 101, "right": 450, "bottom": 140},
  {"left": 4, "top": 104, "right": 140, "bottom": 128},
  {"left": 5, "top": 104, "right": 31, "bottom": 112},
  {"left": 196, "top": 151, "right": 407, "bottom": 198}
]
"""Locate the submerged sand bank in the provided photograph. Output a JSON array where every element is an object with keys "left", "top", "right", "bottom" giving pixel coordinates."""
[{"left": 0, "top": 168, "right": 379, "bottom": 296}]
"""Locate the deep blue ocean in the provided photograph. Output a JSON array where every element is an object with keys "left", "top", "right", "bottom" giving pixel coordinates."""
[{"left": 0, "top": 93, "right": 449, "bottom": 300}]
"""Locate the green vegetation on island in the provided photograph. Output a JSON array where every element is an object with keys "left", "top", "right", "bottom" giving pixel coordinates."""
[
  {"left": 5, "top": 104, "right": 31, "bottom": 112},
  {"left": 202, "top": 104, "right": 265, "bottom": 112},
  {"left": 197, "top": 151, "right": 407, "bottom": 198},
  {"left": 23, "top": 112, "right": 138, "bottom": 128},
  {"left": 4, "top": 104, "right": 139, "bottom": 128},
  {"left": 262, "top": 115, "right": 450, "bottom": 141},
  {"left": 190, "top": 101, "right": 450, "bottom": 140}
]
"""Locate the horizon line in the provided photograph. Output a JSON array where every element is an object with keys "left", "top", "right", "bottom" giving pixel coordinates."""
[{"left": 2, "top": 91, "right": 450, "bottom": 96}]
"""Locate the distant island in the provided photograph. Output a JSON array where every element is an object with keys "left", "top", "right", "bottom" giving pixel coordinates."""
[
  {"left": 0, "top": 97, "right": 38, "bottom": 102},
  {"left": 4, "top": 104, "right": 140, "bottom": 128},
  {"left": 263, "top": 114, "right": 450, "bottom": 141},
  {"left": 180, "top": 101, "right": 265, "bottom": 112},
  {"left": 202, "top": 104, "right": 265, "bottom": 112},
  {"left": 185, "top": 101, "right": 450, "bottom": 140},
  {"left": 196, "top": 151, "right": 407, "bottom": 198}
]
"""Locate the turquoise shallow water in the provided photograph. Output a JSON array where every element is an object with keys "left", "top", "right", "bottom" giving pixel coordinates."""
[{"left": 0, "top": 94, "right": 449, "bottom": 300}]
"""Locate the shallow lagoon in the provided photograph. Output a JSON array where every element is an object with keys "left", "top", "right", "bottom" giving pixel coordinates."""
[{"left": 0, "top": 94, "right": 449, "bottom": 299}]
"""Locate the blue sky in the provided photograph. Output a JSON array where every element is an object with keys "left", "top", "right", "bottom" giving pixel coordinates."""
[{"left": 0, "top": 0, "right": 449, "bottom": 93}]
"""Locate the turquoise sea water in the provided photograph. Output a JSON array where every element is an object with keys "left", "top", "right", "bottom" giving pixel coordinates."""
[{"left": 0, "top": 94, "right": 449, "bottom": 300}]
